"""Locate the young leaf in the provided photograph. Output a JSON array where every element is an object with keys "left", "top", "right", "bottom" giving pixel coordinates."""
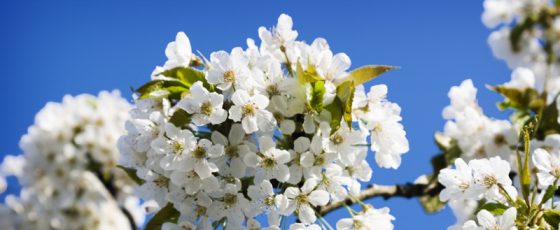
[
  {"left": 477, "top": 202, "right": 509, "bottom": 215},
  {"left": 325, "top": 97, "right": 343, "bottom": 134},
  {"left": 296, "top": 61, "right": 322, "bottom": 84},
  {"left": 541, "top": 180, "right": 558, "bottom": 205},
  {"left": 345, "top": 65, "right": 398, "bottom": 85},
  {"left": 543, "top": 210, "right": 560, "bottom": 230},
  {"left": 490, "top": 86, "right": 540, "bottom": 112},
  {"left": 336, "top": 80, "right": 355, "bottom": 128},
  {"left": 309, "top": 81, "right": 326, "bottom": 113},
  {"left": 135, "top": 80, "right": 188, "bottom": 99},
  {"left": 537, "top": 97, "right": 560, "bottom": 139},
  {"left": 145, "top": 203, "right": 180, "bottom": 230},
  {"left": 158, "top": 67, "right": 207, "bottom": 88},
  {"left": 117, "top": 165, "right": 145, "bottom": 185}
]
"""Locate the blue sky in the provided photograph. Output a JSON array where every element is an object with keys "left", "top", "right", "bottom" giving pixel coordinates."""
[{"left": 0, "top": 1, "right": 512, "bottom": 229}]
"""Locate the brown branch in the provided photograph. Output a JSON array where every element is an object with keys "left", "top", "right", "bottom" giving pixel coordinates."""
[{"left": 319, "top": 181, "right": 444, "bottom": 216}]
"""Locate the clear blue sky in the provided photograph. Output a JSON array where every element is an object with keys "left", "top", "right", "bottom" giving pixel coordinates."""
[{"left": 0, "top": 1, "right": 511, "bottom": 229}]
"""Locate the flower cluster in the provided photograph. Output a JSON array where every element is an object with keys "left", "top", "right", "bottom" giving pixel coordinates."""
[
  {"left": 0, "top": 91, "right": 144, "bottom": 229},
  {"left": 440, "top": 79, "right": 517, "bottom": 163},
  {"left": 437, "top": 77, "right": 560, "bottom": 229},
  {"left": 432, "top": 2, "right": 560, "bottom": 227},
  {"left": 483, "top": 0, "right": 560, "bottom": 101},
  {"left": 118, "top": 14, "right": 407, "bottom": 229},
  {"left": 439, "top": 149, "right": 560, "bottom": 230}
]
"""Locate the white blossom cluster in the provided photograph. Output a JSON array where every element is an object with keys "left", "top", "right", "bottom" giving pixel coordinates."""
[
  {"left": 119, "top": 14, "right": 406, "bottom": 229},
  {"left": 441, "top": 79, "right": 517, "bottom": 163},
  {"left": 483, "top": 0, "right": 560, "bottom": 101},
  {"left": 0, "top": 91, "right": 144, "bottom": 230},
  {"left": 439, "top": 149, "right": 560, "bottom": 230},
  {"left": 434, "top": 2, "right": 560, "bottom": 228},
  {"left": 437, "top": 78, "right": 560, "bottom": 229}
]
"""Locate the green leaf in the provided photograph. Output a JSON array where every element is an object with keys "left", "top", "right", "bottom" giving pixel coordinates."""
[
  {"left": 135, "top": 80, "right": 188, "bottom": 100},
  {"left": 537, "top": 97, "right": 560, "bottom": 139},
  {"left": 116, "top": 165, "right": 144, "bottom": 185},
  {"left": 345, "top": 65, "right": 398, "bottom": 85},
  {"left": 168, "top": 109, "right": 192, "bottom": 128},
  {"left": 544, "top": 210, "right": 560, "bottom": 230},
  {"left": 158, "top": 67, "right": 209, "bottom": 89},
  {"left": 542, "top": 181, "right": 558, "bottom": 205},
  {"left": 325, "top": 97, "right": 343, "bottom": 134},
  {"left": 477, "top": 202, "right": 509, "bottom": 215},
  {"left": 491, "top": 86, "right": 540, "bottom": 112},
  {"left": 145, "top": 203, "right": 180, "bottom": 230},
  {"left": 336, "top": 80, "right": 355, "bottom": 128},
  {"left": 309, "top": 81, "right": 325, "bottom": 113},
  {"left": 296, "top": 61, "right": 322, "bottom": 84}
]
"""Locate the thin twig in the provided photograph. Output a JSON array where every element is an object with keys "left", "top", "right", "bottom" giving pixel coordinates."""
[{"left": 319, "top": 182, "right": 443, "bottom": 216}]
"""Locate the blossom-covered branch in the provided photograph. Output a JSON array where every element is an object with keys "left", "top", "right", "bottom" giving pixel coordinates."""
[{"left": 118, "top": 14, "right": 409, "bottom": 229}]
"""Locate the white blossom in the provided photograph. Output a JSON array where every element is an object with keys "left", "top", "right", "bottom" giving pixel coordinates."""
[
  {"left": 176, "top": 81, "right": 227, "bottom": 125},
  {"left": 469, "top": 157, "right": 517, "bottom": 201},
  {"left": 244, "top": 136, "right": 291, "bottom": 182},
  {"left": 336, "top": 206, "right": 395, "bottom": 230},
  {"left": 229, "top": 89, "right": 276, "bottom": 133},
  {"left": 532, "top": 148, "right": 560, "bottom": 188},
  {"left": 439, "top": 158, "right": 478, "bottom": 201},
  {"left": 282, "top": 179, "right": 329, "bottom": 225},
  {"left": 476, "top": 207, "right": 517, "bottom": 230}
]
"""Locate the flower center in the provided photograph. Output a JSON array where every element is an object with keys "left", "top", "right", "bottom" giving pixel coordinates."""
[
  {"left": 192, "top": 146, "right": 207, "bottom": 159},
  {"left": 353, "top": 219, "right": 364, "bottom": 229},
  {"left": 195, "top": 205, "right": 207, "bottom": 217},
  {"left": 172, "top": 141, "right": 184, "bottom": 154},
  {"left": 483, "top": 175, "right": 497, "bottom": 188},
  {"left": 551, "top": 167, "right": 560, "bottom": 178},
  {"left": 314, "top": 154, "right": 325, "bottom": 166},
  {"left": 224, "top": 193, "right": 238, "bottom": 207},
  {"left": 242, "top": 104, "right": 256, "bottom": 116},
  {"left": 154, "top": 176, "right": 169, "bottom": 188},
  {"left": 475, "top": 147, "right": 487, "bottom": 158},
  {"left": 346, "top": 166, "right": 355, "bottom": 176},
  {"left": 225, "top": 146, "right": 239, "bottom": 158},
  {"left": 295, "top": 194, "right": 309, "bottom": 206},
  {"left": 459, "top": 181, "right": 470, "bottom": 190},
  {"left": 493, "top": 134, "right": 507, "bottom": 146},
  {"left": 261, "top": 157, "right": 276, "bottom": 168},
  {"left": 264, "top": 196, "right": 275, "bottom": 206},
  {"left": 266, "top": 84, "right": 280, "bottom": 96},
  {"left": 224, "top": 70, "right": 236, "bottom": 82},
  {"left": 330, "top": 134, "right": 344, "bottom": 145},
  {"left": 200, "top": 102, "right": 213, "bottom": 115},
  {"left": 373, "top": 123, "right": 382, "bottom": 133}
]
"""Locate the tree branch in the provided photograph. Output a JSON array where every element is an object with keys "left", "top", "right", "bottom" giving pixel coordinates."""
[{"left": 319, "top": 181, "right": 444, "bottom": 216}]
